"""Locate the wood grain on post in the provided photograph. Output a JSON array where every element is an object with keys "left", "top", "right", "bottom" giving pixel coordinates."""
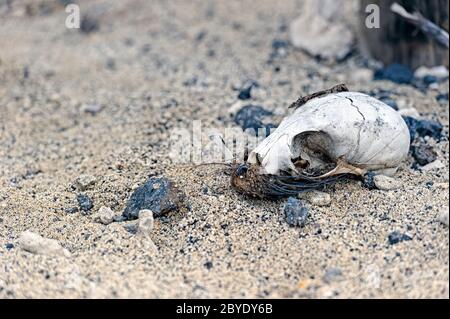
[{"left": 360, "top": 0, "right": 449, "bottom": 69}]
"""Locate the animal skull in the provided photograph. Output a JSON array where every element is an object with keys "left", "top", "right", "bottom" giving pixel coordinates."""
[{"left": 247, "top": 91, "right": 410, "bottom": 178}]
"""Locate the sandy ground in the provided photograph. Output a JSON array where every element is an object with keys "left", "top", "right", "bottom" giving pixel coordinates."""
[{"left": 0, "top": 0, "right": 449, "bottom": 298}]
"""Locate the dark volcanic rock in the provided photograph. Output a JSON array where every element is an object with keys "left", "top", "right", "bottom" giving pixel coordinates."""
[
  {"left": 367, "top": 89, "right": 398, "bottom": 110},
  {"left": 378, "top": 96, "right": 398, "bottom": 110},
  {"left": 436, "top": 92, "right": 448, "bottom": 104},
  {"left": 411, "top": 145, "right": 438, "bottom": 166},
  {"left": 80, "top": 15, "right": 100, "bottom": 34},
  {"left": 388, "top": 231, "right": 412, "bottom": 245},
  {"left": 65, "top": 206, "right": 79, "bottom": 214},
  {"left": 362, "top": 172, "right": 377, "bottom": 190},
  {"left": 237, "top": 81, "right": 258, "bottom": 100},
  {"left": 374, "top": 64, "right": 414, "bottom": 85},
  {"left": 284, "top": 197, "right": 309, "bottom": 227},
  {"left": 402, "top": 116, "right": 443, "bottom": 142},
  {"left": 122, "top": 177, "right": 185, "bottom": 220},
  {"left": 234, "top": 105, "right": 275, "bottom": 136},
  {"left": 77, "top": 194, "right": 94, "bottom": 213}
]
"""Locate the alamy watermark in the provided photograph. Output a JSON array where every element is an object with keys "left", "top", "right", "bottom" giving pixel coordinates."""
[
  {"left": 65, "top": 3, "right": 80, "bottom": 29},
  {"left": 168, "top": 120, "right": 274, "bottom": 165},
  {"left": 365, "top": 4, "right": 381, "bottom": 29}
]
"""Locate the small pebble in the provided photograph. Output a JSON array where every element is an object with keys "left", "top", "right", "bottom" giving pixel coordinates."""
[
  {"left": 77, "top": 194, "right": 94, "bottom": 214},
  {"left": 268, "top": 39, "right": 289, "bottom": 62},
  {"left": 421, "top": 160, "right": 445, "bottom": 172},
  {"left": 81, "top": 104, "right": 103, "bottom": 115},
  {"left": 75, "top": 174, "right": 97, "bottom": 191},
  {"left": 300, "top": 190, "right": 331, "bottom": 206},
  {"left": 414, "top": 65, "right": 448, "bottom": 80},
  {"left": 237, "top": 81, "right": 257, "bottom": 100},
  {"left": 362, "top": 172, "right": 376, "bottom": 190},
  {"left": 204, "top": 261, "right": 213, "bottom": 270},
  {"left": 436, "top": 93, "right": 448, "bottom": 104},
  {"left": 284, "top": 197, "right": 309, "bottom": 227},
  {"left": 411, "top": 145, "right": 437, "bottom": 166},
  {"left": 388, "top": 231, "right": 412, "bottom": 245},
  {"left": 5, "top": 243, "right": 14, "bottom": 250},
  {"left": 80, "top": 15, "right": 99, "bottom": 34},
  {"left": 138, "top": 210, "right": 154, "bottom": 235},
  {"left": 93, "top": 206, "right": 116, "bottom": 225},
  {"left": 438, "top": 207, "right": 449, "bottom": 227},
  {"left": 234, "top": 104, "right": 275, "bottom": 136},
  {"left": 19, "top": 231, "right": 70, "bottom": 257},
  {"left": 323, "top": 268, "right": 343, "bottom": 283},
  {"left": 373, "top": 175, "right": 401, "bottom": 191}
]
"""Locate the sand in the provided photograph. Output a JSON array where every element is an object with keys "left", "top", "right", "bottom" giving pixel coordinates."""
[{"left": 0, "top": 0, "right": 448, "bottom": 298}]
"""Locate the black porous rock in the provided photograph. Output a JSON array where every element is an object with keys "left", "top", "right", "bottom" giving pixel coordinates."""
[
  {"left": 374, "top": 64, "right": 414, "bottom": 85},
  {"left": 272, "top": 39, "right": 289, "bottom": 51},
  {"left": 77, "top": 194, "right": 94, "bottom": 213},
  {"left": 436, "top": 93, "right": 448, "bottom": 104},
  {"left": 411, "top": 145, "right": 438, "bottom": 166},
  {"left": 284, "top": 197, "right": 309, "bottom": 227},
  {"left": 80, "top": 15, "right": 100, "bottom": 34},
  {"left": 122, "top": 177, "right": 185, "bottom": 220},
  {"left": 362, "top": 172, "right": 377, "bottom": 190},
  {"left": 237, "top": 81, "right": 258, "bottom": 100},
  {"left": 268, "top": 39, "right": 289, "bottom": 63},
  {"left": 378, "top": 96, "right": 398, "bottom": 110},
  {"left": 402, "top": 116, "right": 443, "bottom": 142},
  {"left": 234, "top": 105, "right": 275, "bottom": 136},
  {"left": 388, "top": 231, "right": 412, "bottom": 245}
]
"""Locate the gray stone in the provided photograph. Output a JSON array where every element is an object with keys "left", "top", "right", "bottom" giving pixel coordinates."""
[
  {"left": 75, "top": 174, "right": 97, "bottom": 191},
  {"left": 373, "top": 175, "right": 401, "bottom": 191},
  {"left": 284, "top": 197, "right": 309, "bottom": 227},
  {"left": 93, "top": 206, "right": 116, "bottom": 225},
  {"left": 289, "top": 0, "right": 354, "bottom": 60},
  {"left": 77, "top": 193, "right": 94, "bottom": 213},
  {"left": 388, "top": 231, "right": 412, "bottom": 245},
  {"left": 301, "top": 190, "right": 331, "bottom": 206},
  {"left": 323, "top": 267, "right": 343, "bottom": 283},
  {"left": 19, "top": 231, "right": 70, "bottom": 257},
  {"left": 138, "top": 210, "right": 154, "bottom": 235}
]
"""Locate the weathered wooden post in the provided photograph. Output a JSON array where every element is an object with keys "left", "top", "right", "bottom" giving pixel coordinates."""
[{"left": 360, "top": 0, "right": 449, "bottom": 69}]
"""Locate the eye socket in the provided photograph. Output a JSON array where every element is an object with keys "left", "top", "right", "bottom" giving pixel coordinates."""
[{"left": 236, "top": 164, "right": 248, "bottom": 177}]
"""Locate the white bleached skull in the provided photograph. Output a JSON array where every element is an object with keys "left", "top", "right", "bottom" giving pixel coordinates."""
[{"left": 231, "top": 88, "right": 410, "bottom": 199}]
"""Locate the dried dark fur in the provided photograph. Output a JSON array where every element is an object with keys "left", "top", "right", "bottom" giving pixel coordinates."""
[
  {"left": 289, "top": 83, "right": 349, "bottom": 109},
  {"left": 230, "top": 163, "right": 347, "bottom": 199}
]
